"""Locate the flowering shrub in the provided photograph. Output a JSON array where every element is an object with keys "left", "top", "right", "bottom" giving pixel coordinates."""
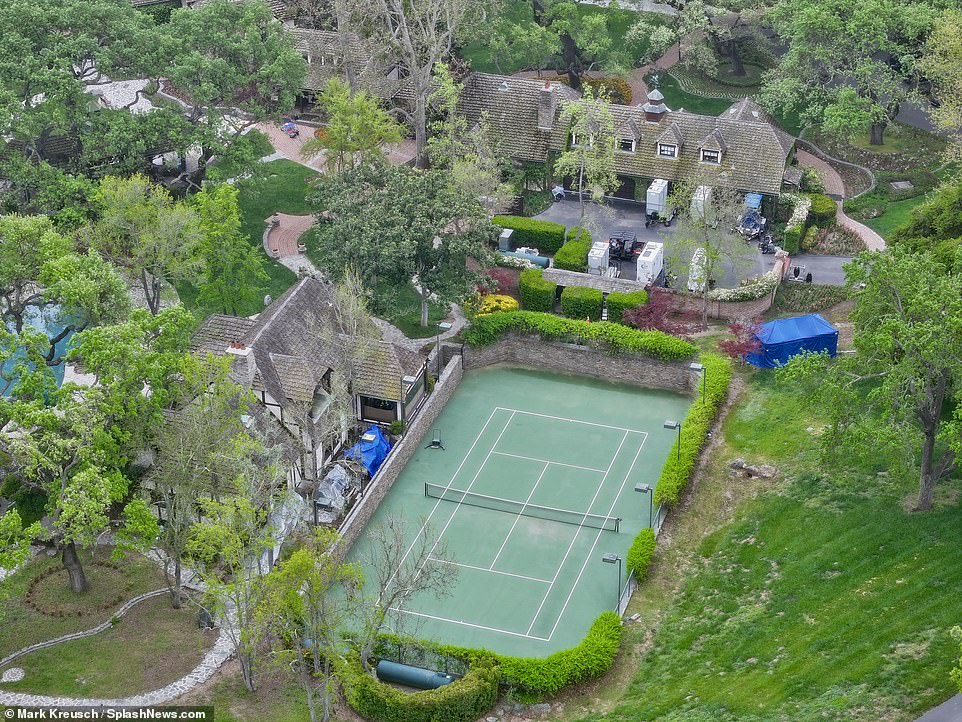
[
  {"left": 474, "top": 294, "right": 520, "bottom": 316},
  {"left": 707, "top": 270, "right": 780, "bottom": 302},
  {"left": 496, "top": 254, "right": 536, "bottom": 270},
  {"left": 781, "top": 193, "right": 811, "bottom": 253}
]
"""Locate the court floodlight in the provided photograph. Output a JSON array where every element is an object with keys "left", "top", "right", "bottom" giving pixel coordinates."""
[{"left": 664, "top": 420, "right": 682, "bottom": 461}]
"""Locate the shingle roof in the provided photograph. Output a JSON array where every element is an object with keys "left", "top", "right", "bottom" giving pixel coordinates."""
[
  {"left": 191, "top": 315, "right": 257, "bottom": 358},
  {"left": 355, "top": 341, "right": 426, "bottom": 401},
  {"left": 188, "top": 0, "right": 290, "bottom": 17},
  {"left": 458, "top": 74, "right": 580, "bottom": 163}
]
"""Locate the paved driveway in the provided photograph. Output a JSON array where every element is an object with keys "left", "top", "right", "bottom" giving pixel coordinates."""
[{"left": 916, "top": 694, "right": 962, "bottom": 722}]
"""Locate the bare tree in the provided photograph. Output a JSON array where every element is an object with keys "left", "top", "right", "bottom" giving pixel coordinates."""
[{"left": 354, "top": 514, "right": 458, "bottom": 670}]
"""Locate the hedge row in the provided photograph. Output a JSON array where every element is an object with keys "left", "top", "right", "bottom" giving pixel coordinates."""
[
  {"left": 560, "top": 286, "right": 603, "bottom": 319},
  {"left": 554, "top": 227, "right": 592, "bottom": 272},
  {"left": 807, "top": 193, "right": 836, "bottom": 227},
  {"left": 341, "top": 655, "right": 501, "bottom": 722},
  {"left": 605, "top": 290, "right": 648, "bottom": 324},
  {"left": 626, "top": 527, "right": 656, "bottom": 583},
  {"left": 653, "top": 352, "right": 733, "bottom": 506},
  {"left": 464, "top": 311, "right": 697, "bottom": 361},
  {"left": 492, "top": 216, "right": 567, "bottom": 255},
  {"left": 377, "top": 611, "right": 623, "bottom": 701},
  {"left": 518, "top": 269, "right": 556, "bottom": 312}
]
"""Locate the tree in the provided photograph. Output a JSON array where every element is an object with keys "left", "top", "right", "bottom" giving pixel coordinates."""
[
  {"left": 890, "top": 177, "right": 962, "bottom": 268},
  {"left": 262, "top": 528, "right": 361, "bottom": 722},
  {"left": 162, "top": 0, "right": 306, "bottom": 174},
  {"left": 354, "top": 514, "right": 457, "bottom": 670},
  {"left": 311, "top": 164, "right": 497, "bottom": 326},
  {"left": 779, "top": 248, "right": 962, "bottom": 511},
  {"left": 918, "top": 10, "right": 962, "bottom": 165},
  {"left": 86, "top": 175, "right": 204, "bottom": 315},
  {"left": 553, "top": 88, "right": 619, "bottom": 225},
  {"left": 193, "top": 184, "right": 270, "bottom": 317},
  {"left": 666, "top": 173, "right": 755, "bottom": 326},
  {"left": 762, "top": 0, "right": 937, "bottom": 145},
  {"left": 300, "top": 78, "right": 402, "bottom": 174},
  {"left": 623, "top": 288, "right": 700, "bottom": 337},
  {"left": 357, "top": 0, "right": 486, "bottom": 167},
  {"left": 718, "top": 318, "right": 763, "bottom": 360},
  {"left": 489, "top": 21, "right": 561, "bottom": 76}
]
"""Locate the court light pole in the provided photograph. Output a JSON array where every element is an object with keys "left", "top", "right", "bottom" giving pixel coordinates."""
[
  {"left": 634, "top": 483, "right": 654, "bottom": 529},
  {"left": 602, "top": 553, "right": 622, "bottom": 614},
  {"left": 689, "top": 362, "right": 706, "bottom": 404},
  {"left": 664, "top": 420, "right": 682, "bottom": 461},
  {"left": 435, "top": 322, "right": 452, "bottom": 378}
]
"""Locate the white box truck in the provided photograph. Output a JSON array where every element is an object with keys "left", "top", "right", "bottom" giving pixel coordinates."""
[{"left": 636, "top": 242, "right": 664, "bottom": 286}]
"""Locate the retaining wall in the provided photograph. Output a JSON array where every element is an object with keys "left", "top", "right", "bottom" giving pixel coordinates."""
[{"left": 337, "top": 356, "right": 465, "bottom": 554}]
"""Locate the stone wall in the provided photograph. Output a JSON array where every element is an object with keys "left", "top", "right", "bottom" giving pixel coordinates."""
[
  {"left": 337, "top": 356, "right": 465, "bottom": 554},
  {"left": 462, "top": 336, "right": 696, "bottom": 395}
]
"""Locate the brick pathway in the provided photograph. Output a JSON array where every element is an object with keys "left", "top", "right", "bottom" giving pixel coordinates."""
[
  {"left": 256, "top": 123, "right": 417, "bottom": 172},
  {"left": 264, "top": 213, "right": 314, "bottom": 259}
]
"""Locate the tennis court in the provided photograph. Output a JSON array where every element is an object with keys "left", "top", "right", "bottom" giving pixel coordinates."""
[{"left": 347, "top": 366, "right": 691, "bottom": 656}]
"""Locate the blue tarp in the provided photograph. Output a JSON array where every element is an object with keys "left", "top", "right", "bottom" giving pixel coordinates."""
[
  {"left": 745, "top": 313, "right": 839, "bottom": 368},
  {"left": 744, "top": 193, "right": 763, "bottom": 210},
  {"left": 345, "top": 426, "right": 393, "bottom": 477}
]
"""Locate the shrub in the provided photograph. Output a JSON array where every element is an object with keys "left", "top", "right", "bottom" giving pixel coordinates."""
[
  {"left": 341, "top": 655, "right": 501, "bottom": 722},
  {"left": 782, "top": 225, "right": 802, "bottom": 254},
  {"left": 799, "top": 166, "right": 826, "bottom": 194},
  {"left": 560, "top": 286, "right": 604, "bottom": 319},
  {"left": 654, "top": 353, "right": 733, "bottom": 507},
  {"left": 626, "top": 528, "right": 656, "bottom": 582},
  {"left": 780, "top": 193, "right": 811, "bottom": 253},
  {"left": 464, "top": 311, "right": 697, "bottom": 360},
  {"left": 518, "top": 269, "right": 556, "bottom": 312},
  {"left": 474, "top": 294, "right": 519, "bottom": 316},
  {"left": 707, "top": 269, "right": 780, "bottom": 302},
  {"left": 492, "top": 216, "right": 567, "bottom": 255},
  {"left": 800, "top": 225, "right": 820, "bottom": 252},
  {"left": 605, "top": 290, "right": 648, "bottom": 324},
  {"left": 583, "top": 76, "right": 633, "bottom": 104},
  {"left": 554, "top": 229, "right": 592, "bottom": 272},
  {"left": 807, "top": 193, "right": 837, "bottom": 227}
]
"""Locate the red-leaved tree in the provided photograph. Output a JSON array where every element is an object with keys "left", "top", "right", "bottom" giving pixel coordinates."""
[
  {"left": 623, "top": 289, "right": 702, "bottom": 338},
  {"left": 718, "top": 318, "right": 763, "bottom": 361}
]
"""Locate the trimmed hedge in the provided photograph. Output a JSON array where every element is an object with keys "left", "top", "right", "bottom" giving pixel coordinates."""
[
  {"left": 554, "top": 226, "right": 592, "bottom": 272},
  {"left": 605, "top": 290, "right": 648, "bottom": 324},
  {"left": 560, "top": 286, "right": 603, "bottom": 319},
  {"left": 492, "top": 216, "right": 567, "bottom": 255},
  {"left": 626, "top": 528, "right": 656, "bottom": 582},
  {"left": 341, "top": 655, "right": 501, "bottom": 722},
  {"left": 783, "top": 224, "right": 803, "bottom": 254},
  {"left": 464, "top": 311, "right": 697, "bottom": 361},
  {"left": 807, "top": 193, "right": 837, "bottom": 227},
  {"left": 654, "top": 352, "right": 733, "bottom": 507},
  {"left": 800, "top": 225, "right": 820, "bottom": 252},
  {"left": 518, "top": 269, "right": 557, "bottom": 312}
]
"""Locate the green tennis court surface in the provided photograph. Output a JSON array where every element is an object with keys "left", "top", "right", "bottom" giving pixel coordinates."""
[{"left": 347, "top": 366, "right": 691, "bottom": 656}]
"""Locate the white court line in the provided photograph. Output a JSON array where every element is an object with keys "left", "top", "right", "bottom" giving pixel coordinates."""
[
  {"left": 488, "top": 461, "right": 550, "bottom": 570},
  {"left": 390, "top": 607, "right": 550, "bottom": 641},
  {"left": 491, "top": 451, "right": 607, "bottom": 474},
  {"left": 428, "top": 556, "right": 551, "bottom": 584},
  {"left": 414, "top": 411, "right": 518, "bottom": 579},
  {"left": 525, "top": 430, "right": 630, "bottom": 636},
  {"left": 495, "top": 406, "right": 647, "bottom": 434},
  {"left": 546, "top": 432, "right": 650, "bottom": 641},
  {"left": 385, "top": 407, "right": 501, "bottom": 590}
]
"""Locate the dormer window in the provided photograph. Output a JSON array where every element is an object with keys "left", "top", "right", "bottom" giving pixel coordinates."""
[
  {"left": 618, "top": 138, "right": 636, "bottom": 153},
  {"left": 658, "top": 143, "right": 678, "bottom": 159},
  {"left": 571, "top": 132, "right": 594, "bottom": 148},
  {"left": 700, "top": 149, "right": 721, "bottom": 164}
]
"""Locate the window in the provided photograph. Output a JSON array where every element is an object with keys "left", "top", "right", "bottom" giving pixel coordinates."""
[
  {"left": 618, "top": 138, "right": 636, "bottom": 153},
  {"left": 571, "top": 132, "right": 594, "bottom": 148},
  {"left": 658, "top": 143, "right": 677, "bottom": 158},
  {"left": 700, "top": 149, "right": 721, "bottom": 164}
]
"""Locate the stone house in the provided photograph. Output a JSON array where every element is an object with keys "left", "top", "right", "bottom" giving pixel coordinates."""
[{"left": 191, "top": 277, "right": 428, "bottom": 488}]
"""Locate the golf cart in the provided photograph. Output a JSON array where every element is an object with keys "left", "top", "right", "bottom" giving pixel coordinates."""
[{"left": 608, "top": 231, "right": 644, "bottom": 261}]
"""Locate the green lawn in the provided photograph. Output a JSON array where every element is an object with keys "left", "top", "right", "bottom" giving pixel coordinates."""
[
  {"left": 0, "top": 595, "right": 217, "bottom": 698},
  {"left": 576, "top": 371, "right": 962, "bottom": 722},
  {"left": 372, "top": 279, "right": 448, "bottom": 339},
  {"left": 179, "top": 669, "right": 310, "bottom": 722},
  {"left": 647, "top": 72, "right": 735, "bottom": 117},
  {"left": 0, "top": 548, "right": 167, "bottom": 659},
  {"left": 178, "top": 159, "right": 316, "bottom": 319},
  {"left": 862, "top": 194, "right": 932, "bottom": 240}
]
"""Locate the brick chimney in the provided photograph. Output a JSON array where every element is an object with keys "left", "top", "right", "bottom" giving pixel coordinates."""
[
  {"left": 641, "top": 88, "right": 669, "bottom": 123},
  {"left": 537, "top": 80, "right": 556, "bottom": 132},
  {"left": 226, "top": 342, "right": 256, "bottom": 387}
]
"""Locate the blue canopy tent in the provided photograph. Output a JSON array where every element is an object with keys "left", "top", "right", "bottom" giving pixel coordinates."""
[
  {"left": 345, "top": 426, "right": 393, "bottom": 477},
  {"left": 744, "top": 193, "right": 763, "bottom": 210},
  {"left": 745, "top": 314, "right": 838, "bottom": 368}
]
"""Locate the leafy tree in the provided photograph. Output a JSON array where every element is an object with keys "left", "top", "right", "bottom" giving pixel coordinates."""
[
  {"left": 554, "top": 88, "right": 619, "bottom": 224},
  {"left": 718, "top": 318, "right": 763, "bottom": 360},
  {"left": 890, "top": 177, "right": 962, "bottom": 267},
  {"left": 489, "top": 20, "right": 561, "bottom": 76},
  {"left": 779, "top": 248, "right": 962, "bottom": 511},
  {"left": 300, "top": 78, "right": 402, "bottom": 174},
  {"left": 311, "top": 164, "right": 497, "bottom": 326},
  {"left": 762, "top": 0, "right": 936, "bottom": 145},
  {"left": 193, "top": 184, "right": 269, "bottom": 317},
  {"left": 918, "top": 9, "right": 962, "bottom": 164},
  {"left": 623, "top": 288, "right": 700, "bottom": 337},
  {"left": 87, "top": 175, "right": 204, "bottom": 315},
  {"left": 162, "top": 0, "right": 306, "bottom": 174}
]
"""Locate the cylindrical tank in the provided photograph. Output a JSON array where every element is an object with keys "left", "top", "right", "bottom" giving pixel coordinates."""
[{"left": 375, "top": 659, "right": 457, "bottom": 690}]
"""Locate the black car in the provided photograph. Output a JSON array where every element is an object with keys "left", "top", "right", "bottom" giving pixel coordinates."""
[{"left": 608, "top": 232, "right": 644, "bottom": 261}]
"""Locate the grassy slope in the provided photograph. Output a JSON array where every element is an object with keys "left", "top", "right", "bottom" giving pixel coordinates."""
[
  {"left": 1, "top": 596, "right": 217, "bottom": 698},
  {"left": 862, "top": 194, "right": 932, "bottom": 240},
  {"left": 575, "top": 371, "right": 962, "bottom": 722}
]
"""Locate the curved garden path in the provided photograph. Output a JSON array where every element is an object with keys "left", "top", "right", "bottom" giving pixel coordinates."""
[{"left": 262, "top": 212, "right": 322, "bottom": 278}]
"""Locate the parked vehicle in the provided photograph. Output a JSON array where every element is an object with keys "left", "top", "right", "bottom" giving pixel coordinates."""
[
  {"left": 759, "top": 234, "right": 776, "bottom": 254},
  {"left": 737, "top": 210, "right": 767, "bottom": 239},
  {"left": 608, "top": 231, "right": 644, "bottom": 261},
  {"left": 281, "top": 120, "right": 300, "bottom": 138}
]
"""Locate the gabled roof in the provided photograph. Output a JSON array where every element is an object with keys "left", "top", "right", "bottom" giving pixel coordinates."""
[
  {"left": 458, "top": 73, "right": 580, "bottom": 163},
  {"left": 656, "top": 122, "right": 684, "bottom": 147},
  {"left": 355, "top": 342, "right": 427, "bottom": 401},
  {"left": 698, "top": 128, "right": 729, "bottom": 153},
  {"left": 191, "top": 315, "right": 257, "bottom": 358}
]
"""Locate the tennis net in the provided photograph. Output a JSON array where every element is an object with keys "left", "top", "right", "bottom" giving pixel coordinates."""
[{"left": 424, "top": 482, "right": 621, "bottom": 532}]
